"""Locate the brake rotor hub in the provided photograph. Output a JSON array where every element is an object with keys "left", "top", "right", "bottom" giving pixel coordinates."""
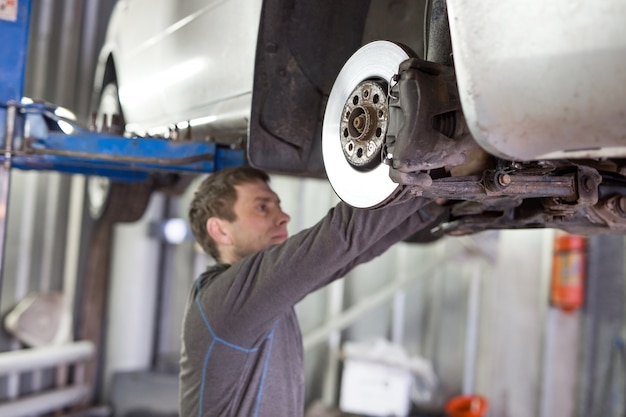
[
  {"left": 340, "top": 81, "right": 388, "bottom": 170},
  {"left": 322, "top": 40, "right": 412, "bottom": 208}
]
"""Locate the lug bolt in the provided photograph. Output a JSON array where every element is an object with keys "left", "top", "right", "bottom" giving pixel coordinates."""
[
  {"left": 498, "top": 173, "right": 511, "bottom": 187},
  {"left": 366, "top": 141, "right": 376, "bottom": 157},
  {"left": 583, "top": 176, "right": 595, "bottom": 192},
  {"left": 344, "top": 141, "right": 355, "bottom": 156},
  {"left": 353, "top": 114, "right": 366, "bottom": 133}
]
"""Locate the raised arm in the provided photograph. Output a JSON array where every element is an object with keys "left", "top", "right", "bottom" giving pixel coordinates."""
[{"left": 197, "top": 195, "right": 443, "bottom": 343}]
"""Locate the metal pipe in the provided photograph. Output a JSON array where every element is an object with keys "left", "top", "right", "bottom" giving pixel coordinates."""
[
  {"left": 62, "top": 175, "right": 85, "bottom": 341},
  {"left": 39, "top": 174, "right": 60, "bottom": 291},
  {"left": 76, "top": 0, "right": 101, "bottom": 122},
  {"left": 24, "top": 141, "right": 216, "bottom": 165},
  {"left": 391, "top": 244, "right": 408, "bottom": 345},
  {"left": 14, "top": 172, "right": 36, "bottom": 303},
  {"left": 0, "top": 104, "right": 15, "bottom": 305},
  {"left": 462, "top": 265, "right": 482, "bottom": 394},
  {"left": 538, "top": 229, "right": 556, "bottom": 417},
  {"left": 54, "top": 0, "right": 82, "bottom": 107},
  {"left": 0, "top": 385, "right": 91, "bottom": 417},
  {"left": 28, "top": 0, "right": 54, "bottom": 98},
  {"left": 0, "top": 341, "right": 94, "bottom": 376},
  {"left": 1, "top": 105, "right": 16, "bottom": 398},
  {"left": 423, "top": 244, "right": 446, "bottom": 360},
  {"left": 539, "top": 308, "right": 557, "bottom": 417},
  {"left": 9, "top": 170, "right": 38, "bottom": 398},
  {"left": 321, "top": 279, "right": 344, "bottom": 405},
  {"left": 151, "top": 197, "right": 172, "bottom": 368},
  {"left": 53, "top": 175, "right": 86, "bottom": 398}
]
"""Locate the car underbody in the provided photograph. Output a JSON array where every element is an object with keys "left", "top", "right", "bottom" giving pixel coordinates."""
[
  {"left": 93, "top": 0, "right": 626, "bottom": 237},
  {"left": 246, "top": 0, "right": 626, "bottom": 237}
]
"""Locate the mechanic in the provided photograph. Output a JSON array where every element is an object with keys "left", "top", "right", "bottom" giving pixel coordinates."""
[{"left": 179, "top": 166, "right": 445, "bottom": 417}]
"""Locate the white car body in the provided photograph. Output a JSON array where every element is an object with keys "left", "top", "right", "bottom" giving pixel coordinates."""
[
  {"left": 96, "top": 0, "right": 626, "bottom": 160},
  {"left": 447, "top": 0, "right": 626, "bottom": 161},
  {"left": 95, "top": 0, "right": 263, "bottom": 139}
]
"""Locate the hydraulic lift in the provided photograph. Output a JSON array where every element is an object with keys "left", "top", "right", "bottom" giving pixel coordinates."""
[{"left": 0, "top": 0, "right": 245, "bottom": 291}]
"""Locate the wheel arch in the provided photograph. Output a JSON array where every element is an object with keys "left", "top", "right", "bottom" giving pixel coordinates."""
[
  {"left": 91, "top": 52, "right": 120, "bottom": 117},
  {"left": 247, "top": 0, "right": 372, "bottom": 178},
  {"left": 247, "top": 0, "right": 433, "bottom": 178}
]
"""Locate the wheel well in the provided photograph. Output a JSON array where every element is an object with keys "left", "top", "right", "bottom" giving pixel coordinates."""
[
  {"left": 247, "top": 0, "right": 428, "bottom": 178},
  {"left": 91, "top": 54, "right": 118, "bottom": 115},
  {"left": 102, "top": 55, "right": 117, "bottom": 88}
]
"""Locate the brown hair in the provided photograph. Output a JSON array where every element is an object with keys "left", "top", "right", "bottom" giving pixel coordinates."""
[{"left": 188, "top": 166, "right": 270, "bottom": 261}]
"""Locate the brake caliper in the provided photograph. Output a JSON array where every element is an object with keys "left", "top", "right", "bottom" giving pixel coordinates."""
[{"left": 384, "top": 57, "right": 477, "bottom": 182}]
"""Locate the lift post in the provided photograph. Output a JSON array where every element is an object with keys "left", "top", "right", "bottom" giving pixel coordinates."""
[{"left": 0, "top": 0, "right": 245, "bottom": 291}]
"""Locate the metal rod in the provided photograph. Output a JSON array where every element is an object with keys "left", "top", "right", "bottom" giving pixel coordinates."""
[
  {"left": 539, "top": 307, "right": 557, "bottom": 417},
  {"left": 391, "top": 244, "right": 408, "bottom": 345},
  {"left": 462, "top": 265, "right": 482, "bottom": 394},
  {"left": 0, "top": 385, "right": 91, "bottom": 417},
  {"left": 0, "top": 104, "right": 16, "bottom": 311},
  {"left": 23, "top": 142, "right": 216, "bottom": 165},
  {"left": 538, "top": 229, "right": 556, "bottom": 417},
  {"left": 321, "top": 279, "right": 344, "bottom": 405},
  {"left": 29, "top": 0, "right": 54, "bottom": 98},
  {"left": 8, "top": 170, "right": 37, "bottom": 398},
  {"left": 62, "top": 175, "right": 85, "bottom": 341},
  {"left": 54, "top": 0, "right": 82, "bottom": 106},
  {"left": 0, "top": 341, "right": 94, "bottom": 375}
]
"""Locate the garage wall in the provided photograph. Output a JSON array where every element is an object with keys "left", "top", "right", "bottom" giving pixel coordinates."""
[{"left": 1, "top": 1, "right": 625, "bottom": 416}]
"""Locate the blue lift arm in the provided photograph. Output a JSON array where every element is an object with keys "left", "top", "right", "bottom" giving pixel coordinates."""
[
  {"left": 0, "top": 0, "right": 246, "bottom": 296},
  {"left": 0, "top": 0, "right": 246, "bottom": 180}
]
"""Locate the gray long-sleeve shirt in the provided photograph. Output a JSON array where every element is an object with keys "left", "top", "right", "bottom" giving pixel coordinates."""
[{"left": 179, "top": 196, "right": 443, "bottom": 417}]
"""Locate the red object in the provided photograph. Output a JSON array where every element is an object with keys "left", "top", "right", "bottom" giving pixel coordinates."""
[
  {"left": 550, "top": 234, "right": 586, "bottom": 312},
  {"left": 445, "top": 395, "right": 489, "bottom": 417}
]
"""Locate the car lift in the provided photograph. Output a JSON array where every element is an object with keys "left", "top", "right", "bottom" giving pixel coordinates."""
[{"left": 0, "top": 0, "right": 246, "bottom": 290}]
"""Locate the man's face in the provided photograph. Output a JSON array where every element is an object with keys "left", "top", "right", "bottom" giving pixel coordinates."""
[{"left": 223, "top": 180, "right": 290, "bottom": 262}]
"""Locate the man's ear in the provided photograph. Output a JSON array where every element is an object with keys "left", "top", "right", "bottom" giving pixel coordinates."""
[{"left": 206, "top": 217, "right": 232, "bottom": 245}]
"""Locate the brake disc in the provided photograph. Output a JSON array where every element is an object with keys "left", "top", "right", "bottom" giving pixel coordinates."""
[{"left": 322, "top": 41, "right": 413, "bottom": 208}]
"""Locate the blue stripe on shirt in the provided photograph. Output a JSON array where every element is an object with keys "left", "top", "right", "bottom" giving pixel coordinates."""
[{"left": 194, "top": 280, "right": 279, "bottom": 416}]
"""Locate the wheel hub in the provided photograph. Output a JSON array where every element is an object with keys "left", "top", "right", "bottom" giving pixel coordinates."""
[
  {"left": 322, "top": 40, "right": 412, "bottom": 208},
  {"left": 340, "top": 80, "right": 388, "bottom": 170}
]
